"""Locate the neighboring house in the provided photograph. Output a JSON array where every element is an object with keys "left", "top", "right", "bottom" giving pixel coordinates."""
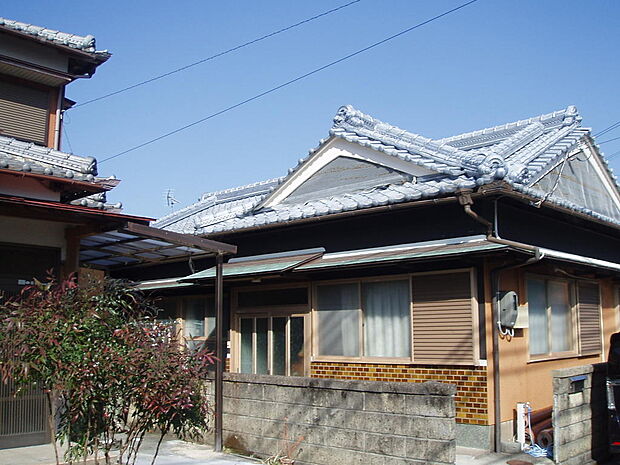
[
  {"left": 0, "top": 18, "right": 153, "bottom": 449},
  {"left": 0, "top": 18, "right": 237, "bottom": 450},
  {"left": 117, "top": 104, "right": 620, "bottom": 450}
]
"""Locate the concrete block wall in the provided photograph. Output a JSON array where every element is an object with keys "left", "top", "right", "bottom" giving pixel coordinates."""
[
  {"left": 552, "top": 364, "right": 608, "bottom": 465},
  {"left": 218, "top": 373, "right": 457, "bottom": 465}
]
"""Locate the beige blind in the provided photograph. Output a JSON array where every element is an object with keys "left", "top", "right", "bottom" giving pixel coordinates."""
[
  {"left": 0, "top": 79, "right": 50, "bottom": 146},
  {"left": 412, "top": 271, "right": 475, "bottom": 364},
  {"left": 577, "top": 282, "right": 602, "bottom": 355}
]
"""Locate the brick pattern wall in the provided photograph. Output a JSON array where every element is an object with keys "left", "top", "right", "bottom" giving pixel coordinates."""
[{"left": 311, "top": 361, "right": 488, "bottom": 425}]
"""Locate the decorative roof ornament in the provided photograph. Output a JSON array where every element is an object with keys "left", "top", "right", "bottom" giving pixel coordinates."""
[
  {"left": 332, "top": 105, "right": 510, "bottom": 179},
  {"left": 562, "top": 105, "right": 581, "bottom": 126}
]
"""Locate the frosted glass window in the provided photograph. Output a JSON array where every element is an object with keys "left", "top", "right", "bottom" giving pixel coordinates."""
[
  {"left": 362, "top": 280, "right": 410, "bottom": 357},
  {"left": 272, "top": 318, "right": 286, "bottom": 376},
  {"left": 240, "top": 319, "right": 253, "bottom": 374},
  {"left": 238, "top": 315, "right": 306, "bottom": 376},
  {"left": 256, "top": 318, "right": 268, "bottom": 375},
  {"left": 316, "top": 283, "right": 360, "bottom": 356},
  {"left": 527, "top": 278, "right": 574, "bottom": 356},
  {"left": 183, "top": 298, "right": 205, "bottom": 338},
  {"left": 527, "top": 279, "right": 548, "bottom": 355},
  {"left": 290, "top": 317, "right": 305, "bottom": 376},
  {"left": 549, "top": 281, "right": 571, "bottom": 352},
  {"left": 205, "top": 299, "right": 215, "bottom": 339}
]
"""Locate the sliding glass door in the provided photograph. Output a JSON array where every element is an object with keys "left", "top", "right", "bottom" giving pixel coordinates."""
[{"left": 239, "top": 315, "right": 306, "bottom": 376}]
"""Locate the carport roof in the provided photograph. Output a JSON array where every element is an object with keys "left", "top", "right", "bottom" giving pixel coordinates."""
[{"left": 79, "top": 222, "right": 236, "bottom": 270}]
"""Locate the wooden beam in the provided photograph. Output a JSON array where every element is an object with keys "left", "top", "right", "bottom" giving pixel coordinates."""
[
  {"left": 124, "top": 222, "right": 237, "bottom": 255},
  {"left": 63, "top": 229, "right": 80, "bottom": 278}
]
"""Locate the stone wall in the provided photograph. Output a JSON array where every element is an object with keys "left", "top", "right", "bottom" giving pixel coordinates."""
[
  {"left": 218, "top": 373, "right": 457, "bottom": 465},
  {"left": 552, "top": 364, "right": 608, "bottom": 465}
]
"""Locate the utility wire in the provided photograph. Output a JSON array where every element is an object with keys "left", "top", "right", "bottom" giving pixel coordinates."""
[
  {"left": 62, "top": 125, "right": 74, "bottom": 153},
  {"left": 607, "top": 148, "right": 620, "bottom": 160},
  {"left": 598, "top": 135, "right": 620, "bottom": 145},
  {"left": 594, "top": 120, "right": 620, "bottom": 138},
  {"left": 72, "top": 0, "right": 362, "bottom": 109},
  {"left": 100, "top": 0, "right": 479, "bottom": 164}
]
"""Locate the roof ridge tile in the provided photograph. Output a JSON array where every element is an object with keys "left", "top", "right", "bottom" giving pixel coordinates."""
[{"left": 0, "top": 17, "right": 105, "bottom": 54}]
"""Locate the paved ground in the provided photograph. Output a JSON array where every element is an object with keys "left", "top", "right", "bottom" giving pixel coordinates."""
[
  {"left": 0, "top": 435, "right": 259, "bottom": 465},
  {"left": 0, "top": 438, "right": 563, "bottom": 465},
  {"left": 456, "top": 446, "right": 554, "bottom": 465},
  {"left": 133, "top": 436, "right": 258, "bottom": 465}
]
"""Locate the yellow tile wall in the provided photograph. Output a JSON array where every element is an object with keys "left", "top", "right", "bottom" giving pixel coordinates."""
[{"left": 310, "top": 361, "right": 488, "bottom": 425}]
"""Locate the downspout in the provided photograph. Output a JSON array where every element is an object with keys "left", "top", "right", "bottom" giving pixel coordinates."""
[
  {"left": 458, "top": 192, "right": 543, "bottom": 452},
  {"left": 53, "top": 86, "right": 65, "bottom": 150}
]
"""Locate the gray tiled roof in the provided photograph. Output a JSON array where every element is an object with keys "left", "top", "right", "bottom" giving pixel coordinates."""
[
  {"left": 0, "top": 135, "right": 119, "bottom": 208},
  {"left": 70, "top": 192, "right": 122, "bottom": 211},
  {"left": 0, "top": 134, "right": 97, "bottom": 180},
  {"left": 153, "top": 105, "right": 620, "bottom": 234},
  {"left": 0, "top": 17, "right": 106, "bottom": 54},
  {"left": 155, "top": 178, "right": 282, "bottom": 233}
]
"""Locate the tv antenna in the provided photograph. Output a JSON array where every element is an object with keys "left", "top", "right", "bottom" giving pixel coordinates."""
[{"left": 164, "top": 189, "right": 180, "bottom": 210}]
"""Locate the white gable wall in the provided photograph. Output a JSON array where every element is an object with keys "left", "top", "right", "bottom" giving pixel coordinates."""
[
  {"left": 262, "top": 138, "right": 437, "bottom": 208},
  {"left": 532, "top": 142, "right": 620, "bottom": 221},
  {"left": 584, "top": 141, "right": 620, "bottom": 211}
]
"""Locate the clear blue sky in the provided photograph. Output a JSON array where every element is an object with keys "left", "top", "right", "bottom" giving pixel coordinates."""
[{"left": 5, "top": 1, "right": 620, "bottom": 219}]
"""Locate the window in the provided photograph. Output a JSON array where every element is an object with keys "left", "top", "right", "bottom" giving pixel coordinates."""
[
  {"left": 315, "top": 279, "right": 411, "bottom": 359},
  {"left": 0, "top": 77, "right": 50, "bottom": 146},
  {"left": 313, "top": 271, "right": 478, "bottom": 364},
  {"left": 152, "top": 296, "right": 217, "bottom": 350},
  {"left": 527, "top": 278, "right": 575, "bottom": 357},
  {"left": 182, "top": 296, "right": 215, "bottom": 350},
  {"left": 234, "top": 286, "right": 309, "bottom": 376},
  {"left": 239, "top": 315, "right": 306, "bottom": 376}
]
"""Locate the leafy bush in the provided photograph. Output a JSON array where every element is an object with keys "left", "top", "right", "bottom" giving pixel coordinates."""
[{"left": 0, "top": 276, "right": 215, "bottom": 465}]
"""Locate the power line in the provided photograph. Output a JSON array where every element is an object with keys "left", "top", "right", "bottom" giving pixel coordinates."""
[
  {"left": 594, "top": 120, "right": 620, "bottom": 138},
  {"left": 62, "top": 125, "right": 74, "bottom": 153},
  {"left": 72, "top": 0, "right": 362, "bottom": 109},
  {"left": 607, "top": 148, "right": 620, "bottom": 160},
  {"left": 100, "top": 0, "right": 479, "bottom": 164},
  {"left": 598, "top": 135, "right": 620, "bottom": 145}
]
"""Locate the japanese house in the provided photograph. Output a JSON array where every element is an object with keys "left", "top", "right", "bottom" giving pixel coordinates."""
[
  {"left": 0, "top": 17, "right": 236, "bottom": 449},
  {"left": 113, "top": 104, "right": 620, "bottom": 450}
]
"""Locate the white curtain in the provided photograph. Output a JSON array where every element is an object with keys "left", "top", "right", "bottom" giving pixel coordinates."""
[
  {"left": 316, "top": 283, "right": 360, "bottom": 356},
  {"left": 363, "top": 280, "right": 410, "bottom": 357}
]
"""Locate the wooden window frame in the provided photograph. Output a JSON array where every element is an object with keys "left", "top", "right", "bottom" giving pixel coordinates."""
[
  {"left": 310, "top": 268, "right": 480, "bottom": 366},
  {"left": 230, "top": 283, "right": 311, "bottom": 375},
  {"left": 234, "top": 313, "right": 309, "bottom": 376}
]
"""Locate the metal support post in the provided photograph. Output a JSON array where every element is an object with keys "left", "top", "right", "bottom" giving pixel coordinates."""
[{"left": 214, "top": 253, "right": 224, "bottom": 452}]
